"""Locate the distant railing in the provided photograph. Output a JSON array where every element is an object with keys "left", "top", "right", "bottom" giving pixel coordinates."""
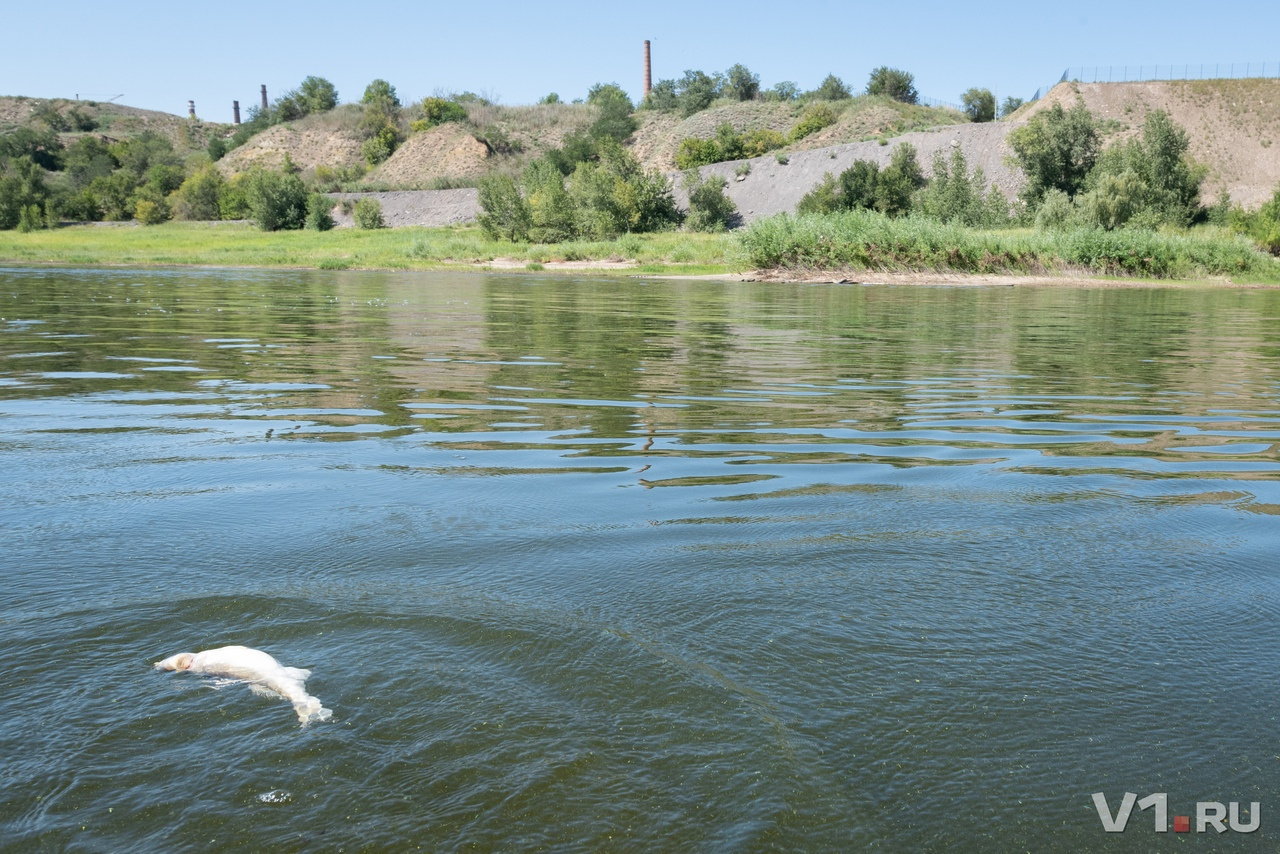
[
  {"left": 1034, "top": 62, "right": 1280, "bottom": 98},
  {"left": 917, "top": 94, "right": 963, "bottom": 112}
]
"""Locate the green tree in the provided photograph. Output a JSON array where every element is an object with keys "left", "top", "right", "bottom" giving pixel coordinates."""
[
  {"left": 866, "top": 67, "right": 919, "bottom": 104},
  {"left": 725, "top": 64, "right": 761, "bottom": 101},
  {"left": 1007, "top": 102, "right": 1099, "bottom": 205},
  {"left": 1080, "top": 110, "right": 1205, "bottom": 228},
  {"left": 0, "top": 126, "right": 64, "bottom": 171},
  {"left": 1000, "top": 96, "right": 1025, "bottom": 118},
  {"left": 961, "top": 88, "right": 995, "bottom": 123},
  {"left": 0, "top": 156, "right": 51, "bottom": 230},
  {"left": 298, "top": 76, "right": 339, "bottom": 113},
  {"left": 810, "top": 74, "right": 852, "bottom": 101},
  {"left": 63, "top": 136, "right": 116, "bottom": 189},
  {"left": 676, "top": 70, "right": 722, "bottom": 117},
  {"left": 362, "top": 79, "right": 400, "bottom": 107},
  {"left": 875, "top": 143, "right": 926, "bottom": 216}
]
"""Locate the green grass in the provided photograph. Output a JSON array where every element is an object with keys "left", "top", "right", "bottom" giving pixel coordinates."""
[
  {"left": 0, "top": 221, "right": 741, "bottom": 275},
  {"left": 740, "top": 210, "right": 1280, "bottom": 282}
]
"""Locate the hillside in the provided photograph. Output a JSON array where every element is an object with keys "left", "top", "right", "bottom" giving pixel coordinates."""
[
  {"left": 0, "top": 95, "right": 225, "bottom": 154},
  {"left": 1021, "top": 79, "right": 1280, "bottom": 208}
]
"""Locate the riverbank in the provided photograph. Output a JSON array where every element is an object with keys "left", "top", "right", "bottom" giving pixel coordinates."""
[
  {"left": 3, "top": 219, "right": 1279, "bottom": 286},
  {"left": 0, "top": 222, "right": 739, "bottom": 276}
]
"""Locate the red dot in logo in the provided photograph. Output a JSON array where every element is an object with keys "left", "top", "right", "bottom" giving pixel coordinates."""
[{"left": 1174, "top": 815, "right": 1190, "bottom": 833}]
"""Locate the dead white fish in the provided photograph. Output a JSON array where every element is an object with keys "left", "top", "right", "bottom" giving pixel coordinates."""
[{"left": 154, "top": 645, "right": 332, "bottom": 725}]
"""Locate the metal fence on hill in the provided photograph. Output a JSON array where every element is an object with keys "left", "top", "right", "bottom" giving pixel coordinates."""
[
  {"left": 917, "top": 94, "right": 963, "bottom": 111},
  {"left": 1032, "top": 61, "right": 1280, "bottom": 100}
]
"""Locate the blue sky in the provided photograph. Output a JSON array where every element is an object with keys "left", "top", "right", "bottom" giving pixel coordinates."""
[{"left": 5, "top": 1, "right": 1278, "bottom": 119}]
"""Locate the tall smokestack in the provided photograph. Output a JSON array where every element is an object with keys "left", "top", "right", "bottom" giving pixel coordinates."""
[
  {"left": 188, "top": 100, "right": 196, "bottom": 119},
  {"left": 233, "top": 100, "right": 241, "bottom": 125},
  {"left": 644, "top": 40, "right": 652, "bottom": 101},
  {"left": 261, "top": 84, "right": 268, "bottom": 112}
]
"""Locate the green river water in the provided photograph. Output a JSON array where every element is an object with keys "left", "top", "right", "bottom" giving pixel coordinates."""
[{"left": 1, "top": 267, "right": 1278, "bottom": 851}]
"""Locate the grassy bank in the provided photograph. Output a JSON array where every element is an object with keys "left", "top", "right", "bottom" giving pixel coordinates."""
[
  {"left": 0, "top": 222, "right": 740, "bottom": 275},
  {"left": 5, "top": 215, "right": 1280, "bottom": 284},
  {"left": 740, "top": 210, "right": 1280, "bottom": 282}
]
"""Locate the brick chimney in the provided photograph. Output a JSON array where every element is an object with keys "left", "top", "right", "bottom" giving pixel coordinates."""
[{"left": 644, "top": 40, "right": 652, "bottom": 100}]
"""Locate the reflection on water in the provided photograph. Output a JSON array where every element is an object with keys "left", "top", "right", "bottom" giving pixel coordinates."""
[{"left": 1, "top": 267, "right": 1279, "bottom": 850}]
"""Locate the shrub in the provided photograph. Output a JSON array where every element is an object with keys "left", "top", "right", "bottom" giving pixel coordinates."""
[
  {"left": 413, "top": 97, "right": 469, "bottom": 131},
  {"left": 245, "top": 167, "right": 308, "bottom": 230},
  {"left": 477, "top": 174, "right": 530, "bottom": 240},
  {"left": 917, "top": 148, "right": 1007, "bottom": 227},
  {"left": 353, "top": 197, "right": 385, "bottom": 229},
  {"left": 567, "top": 139, "right": 678, "bottom": 238},
  {"left": 961, "top": 88, "right": 995, "bottom": 123},
  {"left": 866, "top": 67, "right": 919, "bottom": 104},
  {"left": 523, "top": 158, "right": 574, "bottom": 243},
  {"left": 1085, "top": 110, "right": 1204, "bottom": 228},
  {"left": 207, "top": 136, "right": 227, "bottom": 162},
  {"left": 170, "top": 166, "right": 225, "bottom": 221},
  {"left": 303, "top": 194, "right": 333, "bottom": 230},
  {"left": 133, "top": 198, "right": 168, "bottom": 225},
  {"left": 740, "top": 128, "right": 786, "bottom": 158},
  {"left": 790, "top": 104, "right": 837, "bottom": 142},
  {"left": 1034, "top": 189, "right": 1077, "bottom": 231},
  {"left": 683, "top": 170, "right": 737, "bottom": 232},
  {"left": 675, "top": 137, "right": 724, "bottom": 170}
]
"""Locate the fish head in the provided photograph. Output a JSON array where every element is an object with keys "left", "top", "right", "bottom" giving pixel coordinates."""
[{"left": 154, "top": 652, "right": 195, "bottom": 671}]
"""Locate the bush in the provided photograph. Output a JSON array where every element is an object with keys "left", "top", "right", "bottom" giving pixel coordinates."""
[
  {"left": 170, "top": 166, "right": 225, "bottom": 221},
  {"left": 477, "top": 174, "right": 530, "bottom": 240},
  {"left": 790, "top": 104, "right": 837, "bottom": 142},
  {"left": 245, "top": 167, "right": 308, "bottom": 231},
  {"left": 353, "top": 197, "right": 385, "bottom": 229},
  {"left": 1082, "top": 110, "right": 1204, "bottom": 228},
  {"left": 866, "top": 67, "right": 919, "bottom": 104},
  {"left": 305, "top": 193, "right": 335, "bottom": 230},
  {"left": 414, "top": 97, "right": 469, "bottom": 131},
  {"left": 207, "top": 136, "right": 227, "bottom": 162},
  {"left": 567, "top": 139, "right": 678, "bottom": 238},
  {"left": 683, "top": 170, "right": 737, "bottom": 232},
  {"left": 523, "top": 158, "right": 574, "bottom": 242},
  {"left": 675, "top": 137, "right": 722, "bottom": 170},
  {"left": 133, "top": 198, "right": 168, "bottom": 225},
  {"left": 917, "top": 148, "right": 1006, "bottom": 227},
  {"left": 961, "top": 88, "right": 995, "bottom": 123},
  {"left": 1034, "top": 189, "right": 1077, "bottom": 231}
]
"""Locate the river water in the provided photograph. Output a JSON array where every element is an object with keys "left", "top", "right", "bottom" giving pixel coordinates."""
[{"left": 1, "top": 267, "right": 1278, "bottom": 851}]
